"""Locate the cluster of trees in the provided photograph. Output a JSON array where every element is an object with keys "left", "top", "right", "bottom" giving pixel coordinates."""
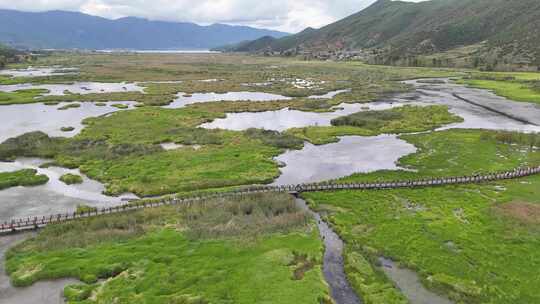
[{"left": 0, "top": 44, "right": 25, "bottom": 69}]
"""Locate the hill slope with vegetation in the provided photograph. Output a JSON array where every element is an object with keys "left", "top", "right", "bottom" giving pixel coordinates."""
[{"left": 231, "top": 0, "right": 540, "bottom": 70}]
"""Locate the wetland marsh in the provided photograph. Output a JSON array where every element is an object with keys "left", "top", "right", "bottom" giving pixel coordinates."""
[{"left": 0, "top": 52, "right": 539, "bottom": 304}]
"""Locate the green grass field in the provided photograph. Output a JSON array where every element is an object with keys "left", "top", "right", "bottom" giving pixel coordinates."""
[{"left": 0, "top": 98, "right": 464, "bottom": 197}]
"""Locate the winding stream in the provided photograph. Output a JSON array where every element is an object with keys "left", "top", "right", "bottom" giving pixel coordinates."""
[{"left": 295, "top": 197, "right": 362, "bottom": 304}]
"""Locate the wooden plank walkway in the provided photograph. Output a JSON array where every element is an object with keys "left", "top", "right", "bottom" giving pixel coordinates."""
[{"left": 1, "top": 165, "right": 539, "bottom": 235}]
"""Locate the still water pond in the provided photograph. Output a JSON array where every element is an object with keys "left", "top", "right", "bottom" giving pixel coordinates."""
[
  {"left": 308, "top": 89, "right": 351, "bottom": 99},
  {"left": 0, "top": 101, "right": 136, "bottom": 143},
  {"left": 273, "top": 135, "right": 417, "bottom": 185},
  {"left": 0, "top": 82, "right": 144, "bottom": 96},
  {"left": 0, "top": 158, "right": 137, "bottom": 222},
  {"left": 164, "top": 89, "right": 352, "bottom": 109},
  {"left": 164, "top": 91, "right": 292, "bottom": 108}
]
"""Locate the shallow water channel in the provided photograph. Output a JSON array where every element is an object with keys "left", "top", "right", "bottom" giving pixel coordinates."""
[
  {"left": 164, "top": 88, "right": 352, "bottom": 108},
  {"left": 379, "top": 258, "right": 453, "bottom": 304}
]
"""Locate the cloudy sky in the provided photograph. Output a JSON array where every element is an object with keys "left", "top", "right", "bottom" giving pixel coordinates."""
[{"left": 0, "top": 0, "right": 426, "bottom": 33}]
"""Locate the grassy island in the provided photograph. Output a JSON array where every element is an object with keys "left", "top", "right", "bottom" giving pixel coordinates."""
[
  {"left": 59, "top": 173, "right": 83, "bottom": 185},
  {"left": 0, "top": 169, "right": 49, "bottom": 190}
]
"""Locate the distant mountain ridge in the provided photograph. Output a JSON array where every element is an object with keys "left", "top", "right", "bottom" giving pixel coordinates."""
[
  {"left": 225, "top": 0, "right": 540, "bottom": 69},
  {"left": 0, "top": 9, "right": 289, "bottom": 50}
]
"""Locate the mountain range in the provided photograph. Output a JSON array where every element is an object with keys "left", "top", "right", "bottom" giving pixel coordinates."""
[
  {"left": 222, "top": 0, "right": 540, "bottom": 69},
  {"left": 0, "top": 9, "right": 289, "bottom": 50}
]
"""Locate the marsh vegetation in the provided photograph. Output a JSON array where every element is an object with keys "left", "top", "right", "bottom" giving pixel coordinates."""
[
  {"left": 6, "top": 193, "right": 330, "bottom": 303},
  {"left": 304, "top": 174, "right": 540, "bottom": 304}
]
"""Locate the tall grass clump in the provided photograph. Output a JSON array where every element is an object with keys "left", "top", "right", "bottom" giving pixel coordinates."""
[
  {"left": 332, "top": 110, "right": 403, "bottom": 128},
  {"left": 531, "top": 80, "right": 540, "bottom": 93},
  {"left": 180, "top": 193, "right": 308, "bottom": 239},
  {"left": 245, "top": 128, "right": 304, "bottom": 150},
  {"left": 484, "top": 131, "right": 540, "bottom": 149}
]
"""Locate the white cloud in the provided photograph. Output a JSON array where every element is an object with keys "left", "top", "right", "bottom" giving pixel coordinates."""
[{"left": 0, "top": 0, "right": 426, "bottom": 33}]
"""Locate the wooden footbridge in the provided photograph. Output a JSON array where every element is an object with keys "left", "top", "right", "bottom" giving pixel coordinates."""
[{"left": 1, "top": 165, "right": 540, "bottom": 234}]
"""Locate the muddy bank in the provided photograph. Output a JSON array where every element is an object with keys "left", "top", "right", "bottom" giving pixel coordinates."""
[
  {"left": 295, "top": 197, "right": 362, "bottom": 304},
  {"left": 403, "top": 79, "right": 540, "bottom": 131}
]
